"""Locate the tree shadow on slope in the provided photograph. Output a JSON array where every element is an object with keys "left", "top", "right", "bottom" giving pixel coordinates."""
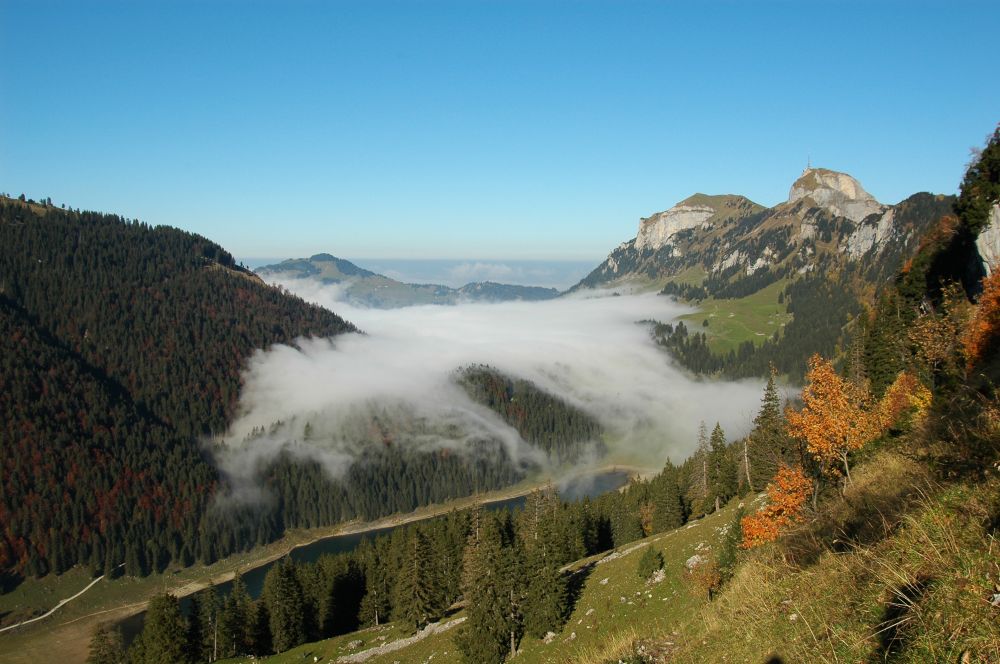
[
  {"left": 780, "top": 454, "right": 930, "bottom": 569},
  {"left": 564, "top": 562, "right": 595, "bottom": 618},
  {"left": 871, "top": 576, "right": 933, "bottom": 663},
  {"left": 0, "top": 570, "right": 23, "bottom": 595}
]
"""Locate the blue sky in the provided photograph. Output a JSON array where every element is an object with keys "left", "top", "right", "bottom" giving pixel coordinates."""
[{"left": 2, "top": 1, "right": 997, "bottom": 261}]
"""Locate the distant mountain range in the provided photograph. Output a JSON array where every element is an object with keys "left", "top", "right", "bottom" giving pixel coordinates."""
[{"left": 257, "top": 254, "right": 560, "bottom": 307}]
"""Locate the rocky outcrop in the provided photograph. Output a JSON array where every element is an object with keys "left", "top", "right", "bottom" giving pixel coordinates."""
[
  {"left": 842, "top": 208, "right": 897, "bottom": 259},
  {"left": 788, "top": 168, "right": 886, "bottom": 223},
  {"left": 635, "top": 204, "right": 716, "bottom": 252},
  {"left": 975, "top": 203, "right": 1000, "bottom": 275}
]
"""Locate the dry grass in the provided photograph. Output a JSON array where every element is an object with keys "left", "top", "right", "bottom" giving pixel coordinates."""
[{"left": 657, "top": 455, "right": 1000, "bottom": 663}]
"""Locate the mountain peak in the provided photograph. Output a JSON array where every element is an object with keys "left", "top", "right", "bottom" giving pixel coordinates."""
[
  {"left": 787, "top": 167, "right": 884, "bottom": 222},
  {"left": 635, "top": 194, "right": 763, "bottom": 252}
]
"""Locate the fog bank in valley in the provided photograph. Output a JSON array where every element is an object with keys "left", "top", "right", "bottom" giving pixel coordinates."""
[{"left": 215, "top": 275, "right": 768, "bottom": 489}]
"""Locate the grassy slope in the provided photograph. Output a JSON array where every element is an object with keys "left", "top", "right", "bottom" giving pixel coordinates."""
[
  {"left": 677, "top": 279, "right": 792, "bottom": 355},
  {"left": 219, "top": 451, "right": 1000, "bottom": 664}
]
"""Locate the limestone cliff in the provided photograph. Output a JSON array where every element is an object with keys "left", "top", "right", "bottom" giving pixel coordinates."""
[{"left": 975, "top": 203, "right": 1000, "bottom": 275}]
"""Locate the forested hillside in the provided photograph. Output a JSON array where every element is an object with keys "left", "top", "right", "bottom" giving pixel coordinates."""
[
  {"left": 458, "top": 365, "right": 604, "bottom": 464},
  {"left": 0, "top": 198, "right": 356, "bottom": 581}
]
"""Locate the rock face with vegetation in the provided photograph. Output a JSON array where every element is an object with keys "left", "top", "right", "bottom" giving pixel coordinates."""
[
  {"left": 575, "top": 168, "right": 956, "bottom": 379},
  {"left": 577, "top": 167, "right": 944, "bottom": 294}
]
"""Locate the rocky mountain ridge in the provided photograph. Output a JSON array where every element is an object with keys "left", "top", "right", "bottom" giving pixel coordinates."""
[{"left": 574, "top": 168, "right": 954, "bottom": 294}]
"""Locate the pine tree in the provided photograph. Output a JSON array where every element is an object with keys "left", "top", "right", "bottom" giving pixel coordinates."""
[
  {"left": 138, "top": 593, "right": 190, "bottom": 664},
  {"left": 393, "top": 528, "right": 441, "bottom": 632},
  {"left": 262, "top": 558, "right": 307, "bottom": 653},
  {"left": 708, "top": 423, "right": 737, "bottom": 512}
]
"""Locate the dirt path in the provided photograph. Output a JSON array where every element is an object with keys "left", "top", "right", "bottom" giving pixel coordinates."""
[
  {"left": 337, "top": 616, "right": 467, "bottom": 663},
  {"left": 0, "top": 573, "right": 107, "bottom": 634}
]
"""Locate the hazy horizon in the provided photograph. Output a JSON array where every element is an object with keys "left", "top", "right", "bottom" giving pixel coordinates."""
[{"left": 242, "top": 256, "right": 600, "bottom": 290}]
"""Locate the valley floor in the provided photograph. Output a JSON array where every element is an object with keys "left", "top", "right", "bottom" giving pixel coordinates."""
[{"left": 0, "top": 464, "right": 651, "bottom": 664}]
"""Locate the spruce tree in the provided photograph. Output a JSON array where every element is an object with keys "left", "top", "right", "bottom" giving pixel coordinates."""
[
  {"left": 746, "top": 366, "right": 789, "bottom": 491},
  {"left": 651, "top": 464, "right": 684, "bottom": 533},
  {"left": 715, "top": 506, "right": 745, "bottom": 586},
  {"left": 248, "top": 600, "right": 272, "bottom": 656},
  {"left": 693, "top": 421, "right": 711, "bottom": 513},
  {"left": 393, "top": 528, "right": 441, "bottom": 632},
  {"left": 522, "top": 548, "right": 568, "bottom": 638},
  {"left": 708, "top": 423, "right": 737, "bottom": 511},
  {"left": 218, "top": 574, "right": 250, "bottom": 657},
  {"left": 456, "top": 515, "right": 524, "bottom": 663},
  {"left": 262, "top": 558, "right": 307, "bottom": 653},
  {"left": 138, "top": 593, "right": 190, "bottom": 664}
]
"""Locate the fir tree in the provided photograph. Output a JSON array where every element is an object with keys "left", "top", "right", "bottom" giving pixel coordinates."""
[
  {"left": 708, "top": 423, "right": 737, "bottom": 511},
  {"left": 137, "top": 594, "right": 190, "bottom": 664},
  {"left": 393, "top": 528, "right": 441, "bottom": 632},
  {"left": 262, "top": 558, "right": 307, "bottom": 653}
]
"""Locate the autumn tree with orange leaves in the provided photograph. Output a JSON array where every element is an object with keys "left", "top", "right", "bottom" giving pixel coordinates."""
[
  {"left": 786, "top": 355, "right": 928, "bottom": 487},
  {"left": 964, "top": 268, "right": 1000, "bottom": 370},
  {"left": 740, "top": 465, "right": 812, "bottom": 548},
  {"left": 786, "top": 355, "right": 879, "bottom": 486}
]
